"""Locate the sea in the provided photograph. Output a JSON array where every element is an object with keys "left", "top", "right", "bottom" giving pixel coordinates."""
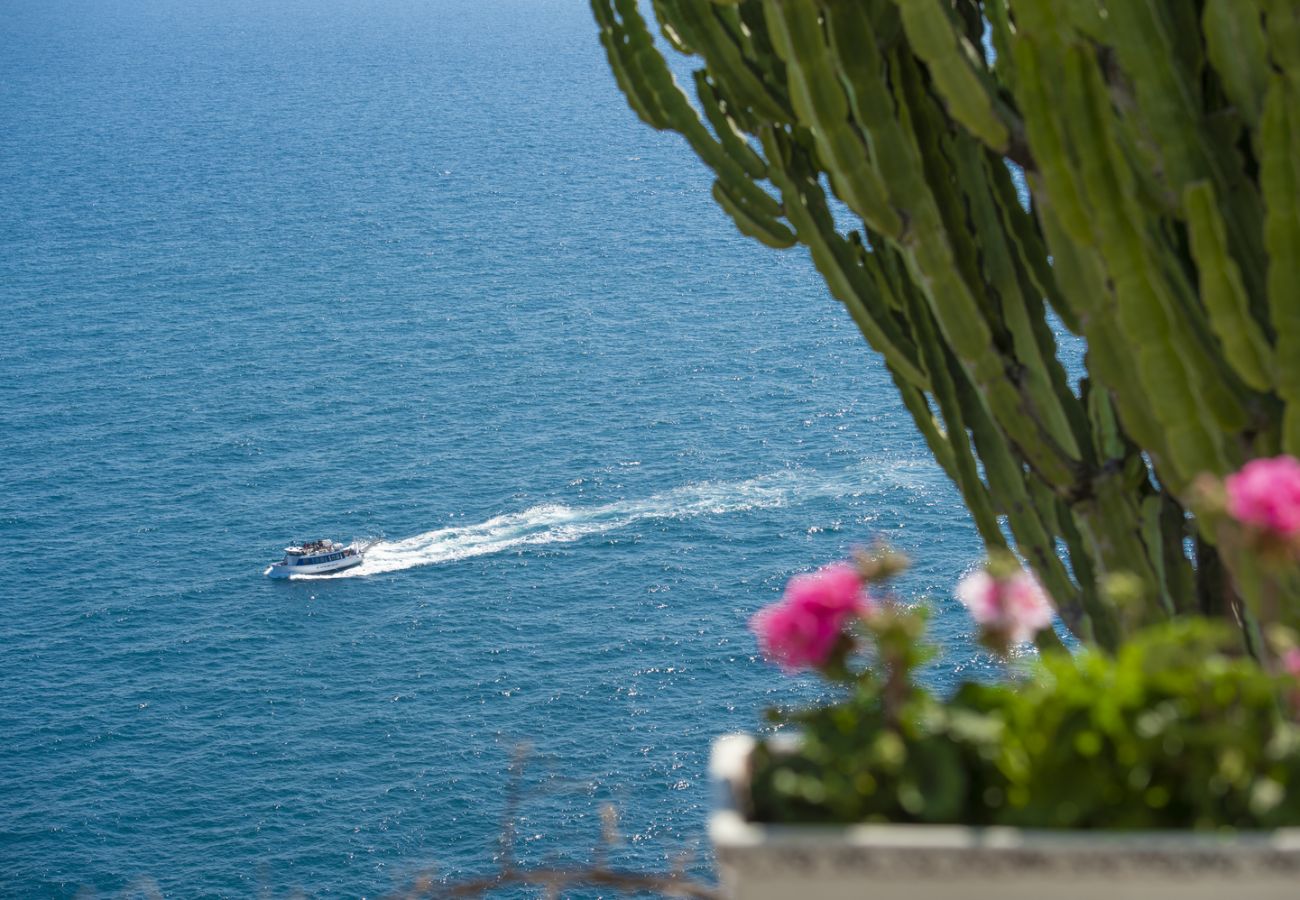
[{"left": 1, "top": 1, "right": 1004, "bottom": 895}]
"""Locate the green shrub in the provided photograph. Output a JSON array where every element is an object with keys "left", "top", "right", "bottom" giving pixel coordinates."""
[{"left": 752, "top": 618, "right": 1300, "bottom": 829}]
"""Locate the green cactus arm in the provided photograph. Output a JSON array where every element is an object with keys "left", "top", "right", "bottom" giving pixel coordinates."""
[
  {"left": 903, "top": 287, "right": 1007, "bottom": 549},
  {"left": 604, "top": 0, "right": 788, "bottom": 238},
  {"left": 1073, "top": 396, "right": 1179, "bottom": 622},
  {"left": 1264, "top": 0, "right": 1300, "bottom": 81},
  {"left": 1082, "top": 378, "right": 1125, "bottom": 465},
  {"left": 1151, "top": 229, "right": 1269, "bottom": 424},
  {"left": 864, "top": 234, "right": 915, "bottom": 317},
  {"left": 1035, "top": 193, "right": 1182, "bottom": 483},
  {"left": 1157, "top": 492, "right": 1199, "bottom": 616},
  {"left": 762, "top": 132, "right": 930, "bottom": 389},
  {"left": 594, "top": 0, "right": 1299, "bottom": 644},
  {"left": 1105, "top": 0, "right": 1270, "bottom": 313},
  {"left": 1072, "top": 468, "right": 1167, "bottom": 635},
  {"left": 762, "top": 0, "right": 902, "bottom": 238},
  {"left": 892, "top": 373, "right": 959, "bottom": 485},
  {"left": 1140, "top": 495, "right": 1177, "bottom": 617},
  {"left": 819, "top": 1, "right": 912, "bottom": 191},
  {"left": 600, "top": 0, "right": 788, "bottom": 223},
  {"left": 783, "top": 0, "right": 933, "bottom": 242},
  {"left": 1055, "top": 501, "right": 1102, "bottom": 634},
  {"left": 1102, "top": 0, "right": 1209, "bottom": 195},
  {"left": 592, "top": 0, "right": 672, "bottom": 129},
  {"left": 711, "top": 4, "right": 770, "bottom": 72},
  {"left": 1183, "top": 180, "right": 1275, "bottom": 393},
  {"left": 1261, "top": 74, "right": 1300, "bottom": 453},
  {"left": 1166, "top": 2, "right": 1207, "bottom": 88},
  {"left": 693, "top": 72, "right": 767, "bottom": 179},
  {"left": 1007, "top": 5, "right": 1157, "bottom": 244},
  {"left": 1007, "top": 36, "right": 1091, "bottom": 242},
  {"left": 1056, "top": 0, "right": 1107, "bottom": 42},
  {"left": 711, "top": 179, "right": 796, "bottom": 248},
  {"left": 1203, "top": 0, "right": 1269, "bottom": 130},
  {"left": 982, "top": 0, "right": 1016, "bottom": 95},
  {"left": 956, "top": 146, "right": 1084, "bottom": 462},
  {"left": 991, "top": 165, "right": 1082, "bottom": 336},
  {"left": 652, "top": 0, "right": 694, "bottom": 53},
  {"left": 892, "top": 50, "right": 1084, "bottom": 487},
  {"left": 976, "top": 162, "right": 1088, "bottom": 464},
  {"left": 732, "top": 0, "right": 788, "bottom": 96},
  {"left": 821, "top": 0, "right": 959, "bottom": 264},
  {"left": 603, "top": 0, "right": 693, "bottom": 133},
  {"left": 1026, "top": 474, "right": 1063, "bottom": 541},
  {"left": 891, "top": 0, "right": 1009, "bottom": 152},
  {"left": 825, "top": 0, "right": 1012, "bottom": 364},
  {"left": 708, "top": 159, "right": 784, "bottom": 220},
  {"left": 1061, "top": 43, "right": 1237, "bottom": 480},
  {"left": 1024, "top": 292, "right": 1094, "bottom": 467},
  {"left": 658, "top": 0, "right": 789, "bottom": 123},
  {"left": 605, "top": 0, "right": 780, "bottom": 204},
  {"left": 905, "top": 107, "right": 993, "bottom": 324}
]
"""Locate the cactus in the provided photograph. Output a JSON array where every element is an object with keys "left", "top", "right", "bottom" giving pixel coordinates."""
[{"left": 593, "top": 0, "right": 1300, "bottom": 646}]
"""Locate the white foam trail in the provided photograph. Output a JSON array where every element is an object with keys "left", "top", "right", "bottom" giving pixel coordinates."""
[{"left": 292, "top": 460, "right": 938, "bottom": 579}]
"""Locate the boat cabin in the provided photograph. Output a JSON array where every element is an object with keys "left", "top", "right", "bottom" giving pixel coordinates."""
[{"left": 283, "top": 540, "right": 355, "bottom": 566}]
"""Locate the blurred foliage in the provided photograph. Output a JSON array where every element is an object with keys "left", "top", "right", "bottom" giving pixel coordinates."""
[{"left": 751, "top": 619, "right": 1300, "bottom": 828}]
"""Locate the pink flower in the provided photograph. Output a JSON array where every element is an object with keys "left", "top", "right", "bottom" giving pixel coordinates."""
[
  {"left": 1283, "top": 648, "right": 1300, "bottom": 679},
  {"left": 750, "top": 563, "right": 871, "bottom": 671},
  {"left": 1226, "top": 456, "right": 1300, "bottom": 539},
  {"left": 955, "top": 568, "right": 1054, "bottom": 645}
]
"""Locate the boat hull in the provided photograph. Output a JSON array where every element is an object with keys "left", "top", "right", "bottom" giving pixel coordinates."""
[{"left": 266, "top": 552, "right": 364, "bottom": 578}]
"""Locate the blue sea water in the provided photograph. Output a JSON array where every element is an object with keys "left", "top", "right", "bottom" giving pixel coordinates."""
[{"left": 1, "top": 1, "right": 1003, "bottom": 895}]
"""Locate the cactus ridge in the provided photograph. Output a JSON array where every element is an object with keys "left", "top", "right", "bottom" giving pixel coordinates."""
[
  {"left": 1184, "top": 181, "right": 1274, "bottom": 393},
  {"left": 893, "top": 0, "right": 1009, "bottom": 152},
  {"left": 592, "top": 0, "right": 1300, "bottom": 642},
  {"left": 1262, "top": 74, "right": 1300, "bottom": 454}
]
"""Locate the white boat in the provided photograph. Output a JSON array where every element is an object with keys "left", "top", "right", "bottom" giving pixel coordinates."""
[{"left": 266, "top": 539, "right": 364, "bottom": 578}]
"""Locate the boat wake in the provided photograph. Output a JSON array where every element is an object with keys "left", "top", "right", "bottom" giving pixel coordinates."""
[{"left": 293, "top": 460, "right": 939, "bottom": 579}]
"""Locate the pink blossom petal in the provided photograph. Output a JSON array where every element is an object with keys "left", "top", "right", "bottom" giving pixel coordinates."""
[
  {"left": 955, "top": 570, "right": 1001, "bottom": 624},
  {"left": 1283, "top": 648, "right": 1300, "bottom": 679},
  {"left": 956, "top": 566, "right": 1054, "bottom": 645},
  {"left": 750, "top": 562, "right": 869, "bottom": 671},
  {"left": 1226, "top": 456, "right": 1300, "bottom": 538},
  {"left": 784, "top": 562, "right": 871, "bottom": 617}
]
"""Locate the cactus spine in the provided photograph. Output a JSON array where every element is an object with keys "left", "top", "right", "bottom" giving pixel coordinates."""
[{"left": 593, "top": 0, "right": 1300, "bottom": 644}]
